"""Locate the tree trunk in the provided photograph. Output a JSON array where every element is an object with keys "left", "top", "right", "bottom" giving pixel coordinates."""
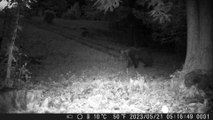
[
  {"left": 184, "top": 0, "right": 199, "bottom": 71},
  {"left": 183, "top": 0, "right": 213, "bottom": 72},
  {"left": 5, "top": 7, "right": 20, "bottom": 88},
  {"left": 198, "top": 0, "right": 213, "bottom": 70}
]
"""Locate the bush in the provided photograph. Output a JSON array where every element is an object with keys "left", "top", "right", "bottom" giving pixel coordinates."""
[
  {"left": 62, "top": 7, "right": 81, "bottom": 20},
  {"left": 62, "top": 11, "right": 78, "bottom": 20},
  {"left": 43, "top": 10, "right": 55, "bottom": 24}
]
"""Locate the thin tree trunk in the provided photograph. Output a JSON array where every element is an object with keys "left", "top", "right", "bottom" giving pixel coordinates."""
[{"left": 5, "top": 7, "right": 20, "bottom": 87}]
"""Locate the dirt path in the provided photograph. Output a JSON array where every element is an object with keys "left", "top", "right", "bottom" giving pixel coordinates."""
[
  {"left": 22, "top": 23, "right": 127, "bottom": 83},
  {"left": 21, "top": 19, "right": 184, "bottom": 84}
]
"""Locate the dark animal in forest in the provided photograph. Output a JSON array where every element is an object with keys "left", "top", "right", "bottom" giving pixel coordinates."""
[
  {"left": 184, "top": 69, "right": 213, "bottom": 90},
  {"left": 120, "top": 47, "right": 153, "bottom": 68}
]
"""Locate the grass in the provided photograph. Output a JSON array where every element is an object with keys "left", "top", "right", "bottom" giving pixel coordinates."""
[
  {"left": 5, "top": 70, "right": 206, "bottom": 113},
  {"left": 0, "top": 18, "right": 209, "bottom": 113}
]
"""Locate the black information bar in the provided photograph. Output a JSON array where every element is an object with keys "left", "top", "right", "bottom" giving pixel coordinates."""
[{"left": 0, "top": 113, "right": 212, "bottom": 120}]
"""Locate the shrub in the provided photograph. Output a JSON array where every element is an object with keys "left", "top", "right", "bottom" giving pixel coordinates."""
[
  {"left": 62, "top": 6, "right": 81, "bottom": 20},
  {"left": 62, "top": 11, "right": 77, "bottom": 20},
  {"left": 43, "top": 10, "right": 55, "bottom": 24}
]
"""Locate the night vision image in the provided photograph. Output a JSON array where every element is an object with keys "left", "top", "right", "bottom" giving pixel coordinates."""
[{"left": 0, "top": 0, "right": 212, "bottom": 114}]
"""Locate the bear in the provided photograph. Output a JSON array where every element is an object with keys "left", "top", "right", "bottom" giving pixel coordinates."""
[{"left": 120, "top": 47, "right": 153, "bottom": 68}]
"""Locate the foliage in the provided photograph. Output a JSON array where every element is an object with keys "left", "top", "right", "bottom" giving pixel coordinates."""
[
  {"left": 43, "top": 10, "right": 55, "bottom": 24},
  {"left": 136, "top": 0, "right": 173, "bottom": 23},
  {"left": 62, "top": 1, "right": 105, "bottom": 20},
  {"left": 93, "top": 0, "right": 185, "bottom": 49},
  {"left": 0, "top": 0, "right": 34, "bottom": 88},
  {"left": 0, "top": 0, "right": 35, "bottom": 11},
  {"left": 62, "top": 9, "right": 76, "bottom": 20},
  {"left": 3, "top": 71, "right": 208, "bottom": 113},
  {"left": 82, "top": 2, "right": 104, "bottom": 20},
  {"left": 99, "top": 0, "right": 186, "bottom": 52},
  {"left": 94, "top": 0, "right": 121, "bottom": 12},
  {"left": 32, "top": 0, "right": 67, "bottom": 17},
  {"left": 13, "top": 52, "right": 32, "bottom": 82},
  {"left": 150, "top": 0, "right": 186, "bottom": 53},
  {"left": 50, "top": 0, "right": 67, "bottom": 17},
  {"left": 62, "top": 2, "right": 81, "bottom": 20},
  {"left": 94, "top": 0, "right": 173, "bottom": 24}
]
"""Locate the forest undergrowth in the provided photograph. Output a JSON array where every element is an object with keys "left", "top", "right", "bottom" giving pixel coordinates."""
[{"left": 0, "top": 18, "right": 209, "bottom": 113}]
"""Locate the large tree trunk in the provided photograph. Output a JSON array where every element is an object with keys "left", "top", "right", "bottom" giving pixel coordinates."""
[
  {"left": 198, "top": 0, "right": 213, "bottom": 70},
  {"left": 183, "top": 0, "right": 213, "bottom": 72},
  {"left": 184, "top": 0, "right": 199, "bottom": 71}
]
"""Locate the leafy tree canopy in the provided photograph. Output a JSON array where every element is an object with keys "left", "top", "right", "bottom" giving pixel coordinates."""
[
  {"left": 94, "top": 0, "right": 174, "bottom": 24},
  {"left": 0, "top": 0, "right": 35, "bottom": 11}
]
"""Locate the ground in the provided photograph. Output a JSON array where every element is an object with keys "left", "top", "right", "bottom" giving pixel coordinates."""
[
  {"left": 0, "top": 17, "right": 210, "bottom": 113},
  {"left": 22, "top": 17, "right": 184, "bottom": 83}
]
